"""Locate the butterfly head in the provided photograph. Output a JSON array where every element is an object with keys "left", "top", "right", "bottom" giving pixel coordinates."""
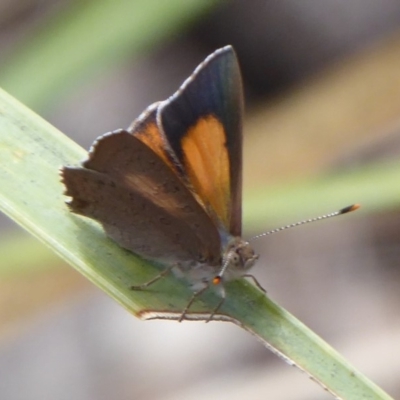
[{"left": 213, "top": 237, "right": 259, "bottom": 285}]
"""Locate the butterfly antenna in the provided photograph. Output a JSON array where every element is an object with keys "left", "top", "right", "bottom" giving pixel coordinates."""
[
  {"left": 250, "top": 204, "right": 360, "bottom": 241},
  {"left": 213, "top": 251, "right": 234, "bottom": 285}
]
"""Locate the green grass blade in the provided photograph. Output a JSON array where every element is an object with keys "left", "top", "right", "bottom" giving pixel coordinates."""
[
  {"left": 0, "top": 231, "right": 59, "bottom": 276},
  {"left": 0, "top": 88, "right": 393, "bottom": 399},
  {"left": 196, "top": 283, "right": 393, "bottom": 400}
]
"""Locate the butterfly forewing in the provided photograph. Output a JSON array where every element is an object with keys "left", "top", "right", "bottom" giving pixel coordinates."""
[{"left": 159, "top": 46, "right": 244, "bottom": 236}]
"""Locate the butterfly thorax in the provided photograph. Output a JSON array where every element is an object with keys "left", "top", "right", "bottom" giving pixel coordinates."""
[{"left": 173, "top": 237, "right": 258, "bottom": 292}]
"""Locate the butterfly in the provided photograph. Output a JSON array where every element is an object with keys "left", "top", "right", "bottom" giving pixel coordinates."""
[{"left": 61, "top": 45, "right": 264, "bottom": 321}]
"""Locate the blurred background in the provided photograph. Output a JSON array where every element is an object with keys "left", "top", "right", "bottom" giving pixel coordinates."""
[{"left": 1, "top": 0, "right": 400, "bottom": 399}]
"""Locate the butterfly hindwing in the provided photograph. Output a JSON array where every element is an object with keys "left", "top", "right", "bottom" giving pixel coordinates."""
[{"left": 61, "top": 125, "right": 221, "bottom": 265}]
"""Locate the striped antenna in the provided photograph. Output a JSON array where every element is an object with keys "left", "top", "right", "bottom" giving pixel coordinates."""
[{"left": 250, "top": 204, "right": 360, "bottom": 241}]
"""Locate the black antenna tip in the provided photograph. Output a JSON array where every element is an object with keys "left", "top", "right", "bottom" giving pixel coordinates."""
[{"left": 339, "top": 204, "right": 360, "bottom": 215}]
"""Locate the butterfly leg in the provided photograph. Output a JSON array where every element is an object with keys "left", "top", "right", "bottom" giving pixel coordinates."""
[
  {"left": 206, "top": 286, "right": 226, "bottom": 323},
  {"left": 243, "top": 274, "right": 266, "bottom": 293},
  {"left": 130, "top": 265, "right": 174, "bottom": 290},
  {"left": 179, "top": 285, "right": 210, "bottom": 322},
  {"left": 180, "top": 282, "right": 226, "bottom": 323}
]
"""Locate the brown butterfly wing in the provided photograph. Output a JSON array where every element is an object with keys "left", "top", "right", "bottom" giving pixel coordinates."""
[{"left": 61, "top": 128, "right": 221, "bottom": 265}]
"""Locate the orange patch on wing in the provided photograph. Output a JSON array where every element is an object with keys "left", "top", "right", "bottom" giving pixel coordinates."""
[
  {"left": 134, "top": 122, "right": 174, "bottom": 169},
  {"left": 181, "top": 116, "right": 230, "bottom": 229}
]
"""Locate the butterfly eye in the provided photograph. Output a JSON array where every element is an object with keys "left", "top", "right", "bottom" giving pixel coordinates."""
[{"left": 232, "top": 253, "right": 240, "bottom": 264}]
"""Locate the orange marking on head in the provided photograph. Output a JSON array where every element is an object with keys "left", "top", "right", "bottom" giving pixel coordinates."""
[
  {"left": 213, "top": 276, "right": 222, "bottom": 285},
  {"left": 181, "top": 116, "right": 230, "bottom": 228}
]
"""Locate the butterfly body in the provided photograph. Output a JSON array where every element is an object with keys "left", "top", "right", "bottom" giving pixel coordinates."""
[{"left": 61, "top": 46, "right": 259, "bottom": 320}]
